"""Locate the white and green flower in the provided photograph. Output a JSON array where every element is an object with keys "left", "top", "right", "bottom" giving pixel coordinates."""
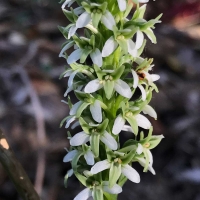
[
  {"left": 63, "top": 148, "right": 95, "bottom": 165},
  {"left": 74, "top": 182, "right": 122, "bottom": 200},
  {"left": 76, "top": 2, "right": 116, "bottom": 30},
  {"left": 91, "top": 159, "right": 140, "bottom": 184},
  {"left": 84, "top": 66, "right": 132, "bottom": 99},
  {"left": 70, "top": 119, "right": 118, "bottom": 157}
]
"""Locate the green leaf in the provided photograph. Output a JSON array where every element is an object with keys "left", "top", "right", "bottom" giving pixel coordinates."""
[
  {"left": 104, "top": 80, "right": 114, "bottom": 99},
  {"left": 74, "top": 172, "right": 87, "bottom": 187},
  {"left": 144, "top": 28, "right": 157, "bottom": 44},
  {"left": 90, "top": 134, "right": 100, "bottom": 157},
  {"left": 118, "top": 145, "right": 137, "bottom": 153},
  {"left": 94, "top": 64, "right": 105, "bottom": 80},
  {"left": 93, "top": 187, "right": 104, "bottom": 200},
  {"left": 60, "top": 116, "right": 69, "bottom": 128},
  {"left": 76, "top": 102, "right": 90, "bottom": 117},
  {"left": 79, "top": 117, "right": 90, "bottom": 133},
  {"left": 92, "top": 12, "right": 102, "bottom": 28},
  {"left": 98, "top": 119, "right": 109, "bottom": 134},
  {"left": 124, "top": 3, "right": 133, "bottom": 18},
  {"left": 148, "top": 135, "right": 164, "bottom": 149},
  {"left": 82, "top": 2, "right": 92, "bottom": 13},
  {"left": 117, "top": 39, "right": 128, "bottom": 54},
  {"left": 112, "top": 65, "right": 125, "bottom": 80},
  {"left": 109, "top": 162, "right": 121, "bottom": 188},
  {"left": 64, "top": 172, "right": 69, "bottom": 188},
  {"left": 139, "top": 4, "right": 147, "bottom": 19},
  {"left": 80, "top": 49, "right": 93, "bottom": 63},
  {"left": 117, "top": 174, "right": 127, "bottom": 187},
  {"left": 125, "top": 115, "right": 138, "bottom": 135},
  {"left": 121, "top": 148, "right": 137, "bottom": 165},
  {"left": 62, "top": 9, "right": 74, "bottom": 23},
  {"left": 75, "top": 90, "right": 91, "bottom": 102},
  {"left": 72, "top": 152, "right": 83, "bottom": 171}
]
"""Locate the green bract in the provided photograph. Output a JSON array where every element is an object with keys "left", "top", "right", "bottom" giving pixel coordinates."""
[{"left": 60, "top": 0, "right": 164, "bottom": 200}]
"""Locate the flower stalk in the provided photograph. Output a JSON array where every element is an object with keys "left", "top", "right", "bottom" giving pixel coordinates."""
[{"left": 59, "top": 0, "right": 164, "bottom": 200}]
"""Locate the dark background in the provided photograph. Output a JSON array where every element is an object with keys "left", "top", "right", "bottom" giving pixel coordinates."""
[{"left": 0, "top": 0, "right": 200, "bottom": 199}]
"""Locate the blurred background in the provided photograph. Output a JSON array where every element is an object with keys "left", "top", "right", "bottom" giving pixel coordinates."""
[{"left": 0, "top": 0, "right": 200, "bottom": 199}]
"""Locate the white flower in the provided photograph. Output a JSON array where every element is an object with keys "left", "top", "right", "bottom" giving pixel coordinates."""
[
  {"left": 112, "top": 113, "right": 151, "bottom": 135},
  {"left": 63, "top": 149, "right": 95, "bottom": 165},
  {"left": 91, "top": 160, "right": 140, "bottom": 183},
  {"left": 102, "top": 36, "right": 138, "bottom": 58},
  {"left": 76, "top": 10, "right": 116, "bottom": 31},
  {"left": 67, "top": 47, "right": 102, "bottom": 67},
  {"left": 84, "top": 78, "right": 132, "bottom": 99},
  {"left": 70, "top": 99, "right": 103, "bottom": 123},
  {"left": 70, "top": 130, "right": 117, "bottom": 151},
  {"left": 62, "top": 0, "right": 76, "bottom": 9},
  {"left": 142, "top": 105, "right": 157, "bottom": 119},
  {"left": 117, "top": 0, "right": 127, "bottom": 11},
  {"left": 74, "top": 182, "right": 122, "bottom": 200}
]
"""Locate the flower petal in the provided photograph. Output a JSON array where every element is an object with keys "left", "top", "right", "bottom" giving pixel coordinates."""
[
  {"left": 76, "top": 11, "right": 91, "bottom": 28},
  {"left": 102, "top": 36, "right": 118, "bottom": 57},
  {"left": 128, "top": 39, "right": 138, "bottom": 57},
  {"left": 90, "top": 100, "right": 102, "bottom": 123},
  {"left": 117, "top": 0, "right": 127, "bottom": 11},
  {"left": 114, "top": 79, "right": 132, "bottom": 98},
  {"left": 122, "top": 164, "right": 140, "bottom": 183},
  {"left": 147, "top": 149, "right": 153, "bottom": 165},
  {"left": 122, "top": 125, "right": 134, "bottom": 133},
  {"left": 136, "top": 143, "right": 143, "bottom": 155},
  {"left": 65, "top": 116, "right": 76, "bottom": 128},
  {"left": 137, "top": 157, "right": 155, "bottom": 175},
  {"left": 103, "top": 182, "right": 122, "bottom": 194},
  {"left": 70, "top": 101, "right": 82, "bottom": 115},
  {"left": 138, "top": 84, "right": 146, "bottom": 101},
  {"left": 59, "top": 41, "right": 74, "bottom": 58},
  {"left": 101, "top": 131, "right": 118, "bottom": 150},
  {"left": 68, "top": 25, "right": 78, "bottom": 39},
  {"left": 90, "top": 48, "right": 102, "bottom": 67},
  {"left": 143, "top": 105, "right": 157, "bottom": 119},
  {"left": 70, "top": 131, "right": 90, "bottom": 146},
  {"left": 64, "top": 86, "right": 73, "bottom": 97},
  {"left": 84, "top": 150, "right": 95, "bottom": 165},
  {"left": 62, "top": 0, "right": 75, "bottom": 9},
  {"left": 84, "top": 79, "right": 103, "bottom": 93},
  {"left": 71, "top": 121, "right": 80, "bottom": 129},
  {"left": 63, "top": 150, "right": 78, "bottom": 162},
  {"left": 74, "top": 188, "right": 92, "bottom": 200},
  {"left": 68, "top": 70, "right": 78, "bottom": 88},
  {"left": 151, "top": 74, "right": 160, "bottom": 82},
  {"left": 67, "top": 49, "right": 82, "bottom": 64},
  {"left": 135, "top": 114, "right": 151, "bottom": 129},
  {"left": 138, "top": 0, "right": 149, "bottom": 2},
  {"left": 101, "top": 11, "right": 116, "bottom": 31},
  {"left": 131, "top": 70, "right": 139, "bottom": 89},
  {"left": 136, "top": 30, "right": 144, "bottom": 49},
  {"left": 74, "top": 7, "right": 84, "bottom": 15},
  {"left": 91, "top": 160, "right": 111, "bottom": 174},
  {"left": 112, "top": 114, "right": 125, "bottom": 135}
]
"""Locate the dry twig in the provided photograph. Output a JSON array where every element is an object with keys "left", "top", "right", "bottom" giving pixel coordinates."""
[{"left": 0, "top": 130, "right": 40, "bottom": 200}]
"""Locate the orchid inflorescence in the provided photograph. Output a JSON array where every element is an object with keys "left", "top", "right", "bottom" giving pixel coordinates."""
[{"left": 59, "top": 0, "right": 164, "bottom": 199}]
